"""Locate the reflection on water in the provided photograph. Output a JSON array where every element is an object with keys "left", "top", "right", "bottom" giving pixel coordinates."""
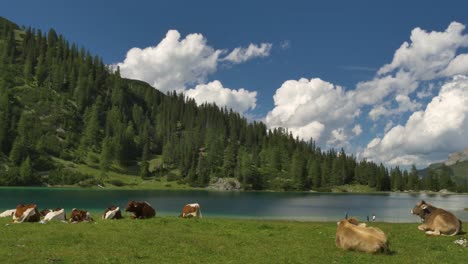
[{"left": 0, "top": 188, "right": 467, "bottom": 222}]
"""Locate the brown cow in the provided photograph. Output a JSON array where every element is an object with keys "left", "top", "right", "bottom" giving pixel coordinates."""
[
  {"left": 69, "top": 208, "right": 93, "bottom": 223},
  {"left": 179, "top": 203, "right": 202, "bottom": 218},
  {"left": 13, "top": 204, "right": 40, "bottom": 223},
  {"left": 411, "top": 200, "right": 462, "bottom": 236},
  {"left": 335, "top": 217, "right": 389, "bottom": 254},
  {"left": 102, "top": 205, "right": 122, "bottom": 220},
  {"left": 125, "top": 201, "right": 155, "bottom": 219}
]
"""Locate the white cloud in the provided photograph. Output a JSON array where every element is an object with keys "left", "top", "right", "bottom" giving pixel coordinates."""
[
  {"left": 116, "top": 30, "right": 222, "bottom": 93},
  {"left": 363, "top": 75, "right": 468, "bottom": 167},
  {"left": 265, "top": 22, "right": 468, "bottom": 164},
  {"left": 384, "top": 121, "right": 394, "bottom": 133},
  {"left": 265, "top": 78, "right": 358, "bottom": 144},
  {"left": 378, "top": 22, "right": 468, "bottom": 79},
  {"left": 185, "top": 80, "right": 257, "bottom": 113},
  {"left": 286, "top": 121, "right": 325, "bottom": 142},
  {"left": 352, "top": 125, "right": 362, "bottom": 136},
  {"left": 416, "top": 83, "right": 435, "bottom": 99},
  {"left": 327, "top": 128, "right": 349, "bottom": 147},
  {"left": 442, "top": 54, "right": 468, "bottom": 76},
  {"left": 223, "top": 43, "right": 272, "bottom": 64},
  {"left": 115, "top": 30, "right": 272, "bottom": 108}
]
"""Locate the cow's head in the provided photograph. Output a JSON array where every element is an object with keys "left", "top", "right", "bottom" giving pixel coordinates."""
[
  {"left": 40, "top": 209, "right": 51, "bottom": 217},
  {"left": 125, "top": 201, "right": 138, "bottom": 212},
  {"left": 411, "top": 200, "right": 431, "bottom": 219}
]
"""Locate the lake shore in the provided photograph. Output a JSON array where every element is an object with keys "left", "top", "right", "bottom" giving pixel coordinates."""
[{"left": 0, "top": 217, "right": 466, "bottom": 263}]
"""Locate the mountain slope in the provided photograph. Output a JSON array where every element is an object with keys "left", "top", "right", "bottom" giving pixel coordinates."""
[{"left": 0, "top": 17, "right": 462, "bottom": 192}]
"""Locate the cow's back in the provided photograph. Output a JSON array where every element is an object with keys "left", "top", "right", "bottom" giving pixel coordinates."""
[
  {"left": 142, "top": 204, "right": 155, "bottom": 218},
  {"left": 336, "top": 220, "right": 389, "bottom": 253},
  {"left": 427, "top": 208, "right": 462, "bottom": 235},
  {"left": 14, "top": 204, "right": 40, "bottom": 222}
]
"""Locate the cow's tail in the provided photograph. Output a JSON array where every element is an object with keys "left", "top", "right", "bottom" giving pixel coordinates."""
[{"left": 442, "top": 220, "right": 462, "bottom": 236}]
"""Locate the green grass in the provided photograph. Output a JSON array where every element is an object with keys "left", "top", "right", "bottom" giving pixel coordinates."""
[
  {"left": 52, "top": 157, "right": 196, "bottom": 190},
  {"left": 332, "top": 184, "right": 377, "bottom": 193},
  {"left": 0, "top": 217, "right": 466, "bottom": 263}
]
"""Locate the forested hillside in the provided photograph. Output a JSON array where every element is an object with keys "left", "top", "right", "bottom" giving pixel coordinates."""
[{"left": 0, "top": 17, "right": 463, "bottom": 192}]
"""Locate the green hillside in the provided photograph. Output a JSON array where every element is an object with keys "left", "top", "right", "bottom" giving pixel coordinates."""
[
  {"left": 419, "top": 161, "right": 468, "bottom": 191},
  {"left": 0, "top": 17, "right": 464, "bottom": 192}
]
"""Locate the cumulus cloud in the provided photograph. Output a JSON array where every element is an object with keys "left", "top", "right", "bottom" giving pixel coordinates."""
[
  {"left": 363, "top": 75, "right": 468, "bottom": 167},
  {"left": 185, "top": 80, "right": 257, "bottom": 113},
  {"left": 442, "top": 54, "right": 468, "bottom": 76},
  {"left": 378, "top": 22, "right": 468, "bottom": 79},
  {"left": 265, "top": 78, "right": 358, "bottom": 144},
  {"left": 116, "top": 30, "right": 222, "bottom": 93},
  {"left": 265, "top": 22, "right": 468, "bottom": 164},
  {"left": 115, "top": 29, "right": 272, "bottom": 108},
  {"left": 352, "top": 125, "right": 362, "bottom": 136},
  {"left": 223, "top": 43, "right": 272, "bottom": 64}
]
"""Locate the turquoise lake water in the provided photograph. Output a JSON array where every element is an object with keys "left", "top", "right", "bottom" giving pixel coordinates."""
[{"left": 0, "top": 188, "right": 467, "bottom": 222}]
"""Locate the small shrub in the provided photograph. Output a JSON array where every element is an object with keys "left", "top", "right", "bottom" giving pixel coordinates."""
[
  {"left": 166, "top": 172, "right": 180, "bottom": 182},
  {"left": 107, "top": 179, "right": 125, "bottom": 187}
]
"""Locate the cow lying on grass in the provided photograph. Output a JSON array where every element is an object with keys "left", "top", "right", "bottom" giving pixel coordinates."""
[
  {"left": 125, "top": 201, "right": 155, "bottom": 219},
  {"left": 411, "top": 200, "right": 462, "bottom": 236},
  {"left": 13, "top": 204, "right": 40, "bottom": 223},
  {"left": 179, "top": 203, "right": 202, "bottom": 218},
  {"left": 40, "top": 208, "right": 66, "bottom": 222},
  {"left": 0, "top": 209, "right": 15, "bottom": 218},
  {"left": 335, "top": 217, "right": 390, "bottom": 254},
  {"left": 69, "top": 208, "right": 93, "bottom": 223},
  {"left": 103, "top": 205, "right": 122, "bottom": 220}
]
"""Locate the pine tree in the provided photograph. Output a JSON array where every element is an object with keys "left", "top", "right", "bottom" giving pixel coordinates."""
[
  {"left": 19, "top": 156, "right": 34, "bottom": 185},
  {"left": 99, "top": 137, "right": 113, "bottom": 175}
]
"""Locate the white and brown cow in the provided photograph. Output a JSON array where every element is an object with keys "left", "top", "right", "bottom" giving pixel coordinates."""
[
  {"left": 12, "top": 204, "right": 41, "bottom": 223},
  {"left": 411, "top": 200, "right": 462, "bottom": 236},
  {"left": 179, "top": 203, "right": 202, "bottom": 218},
  {"left": 69, "top": 208, "right": 93, "bottom": 223},
  {"left": 335, "top": 217, "right": 390, "bottom": 254},
  {"left": 102, "top": 205, "right": 122, "bottom": 220},
  {"left": 40, "top": 208, "right": 66, "bottom": 222},
  {"left": 0, "top": 209, "right": 16, "bottom": 218}
]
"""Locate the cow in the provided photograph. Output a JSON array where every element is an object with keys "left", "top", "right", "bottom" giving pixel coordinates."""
[
  {"left": 40, "top": 208, "right": 66, "bottom": 222},
  {"left": 179, "top": 203, "right": 202, "bottom": 218},
  {"left": 12, "top": 204, "right": 40, "bottom": 223},
  {"left": 0, "top": 209, "right": 16, "bottom": 218},
  {"left": 102, "top": 205, "right": 122, "bottom": 220},
  {"left": 411, "top": 200, "right": 462, "bottom": 236},
  {"left": 335, "top": 217, "right": 390, "bottom": 254},
  {"left": 69, "top": 208, "right": 93, "bottom": 223},
  {"left": 125, "top": 201, "right": 155, "bottom": 219}
]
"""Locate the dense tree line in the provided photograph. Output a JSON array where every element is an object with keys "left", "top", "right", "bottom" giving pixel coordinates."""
[{"left": 0, "top": 17, "right": 462, "bottom": 192}]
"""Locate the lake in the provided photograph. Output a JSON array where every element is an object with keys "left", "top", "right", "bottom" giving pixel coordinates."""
[{"left": 0, "top": 188, "right": 467, "bottom": 222}]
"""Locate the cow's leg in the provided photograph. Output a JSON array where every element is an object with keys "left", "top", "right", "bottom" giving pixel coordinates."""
[
  {"left": 418, "top": 224, "right": 427, "bottom": 231},
  {"left": 426, "top": 229, "right": 441, "bottom": 236}
]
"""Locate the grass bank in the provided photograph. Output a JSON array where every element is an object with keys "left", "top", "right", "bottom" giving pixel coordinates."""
[{"left": 0, "top": 217, "right": 466, "bottom": 263}]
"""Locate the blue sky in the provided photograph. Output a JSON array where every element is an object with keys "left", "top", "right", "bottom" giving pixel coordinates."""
[{"left": 3, "top": 0, "right": 468, "bottom": 168}]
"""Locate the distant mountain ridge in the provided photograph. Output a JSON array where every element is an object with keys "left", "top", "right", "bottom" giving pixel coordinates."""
[{"left": 419, "top": 149, "right": 468, "bottom": 190}]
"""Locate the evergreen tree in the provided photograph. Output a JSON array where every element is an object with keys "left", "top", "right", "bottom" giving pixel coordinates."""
[
  {"left": 99, "top": 137, "right": 113, "bottom": 175},
  {"left": 19, "top": 156, "right": 34, "bottom": 185}
]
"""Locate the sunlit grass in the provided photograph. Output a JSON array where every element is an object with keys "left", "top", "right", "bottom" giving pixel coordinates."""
[{"left": 0, "top": 217, "right": 466, "bottom": 263}]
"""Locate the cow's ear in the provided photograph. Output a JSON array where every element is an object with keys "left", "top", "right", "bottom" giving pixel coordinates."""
[
  {"left": 421, "top": 200, "right": 426, "bottom": 204},
  {"left": 421, "top": 204, "right": 428, "bottom": 210},
  {"left": 337, "top": 221, "right": 340, "bottom": 226}
]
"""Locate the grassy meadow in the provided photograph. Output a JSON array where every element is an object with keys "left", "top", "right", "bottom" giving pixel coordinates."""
[{"left": 0, "top": 217, "right": 466, "bottom": 264}]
